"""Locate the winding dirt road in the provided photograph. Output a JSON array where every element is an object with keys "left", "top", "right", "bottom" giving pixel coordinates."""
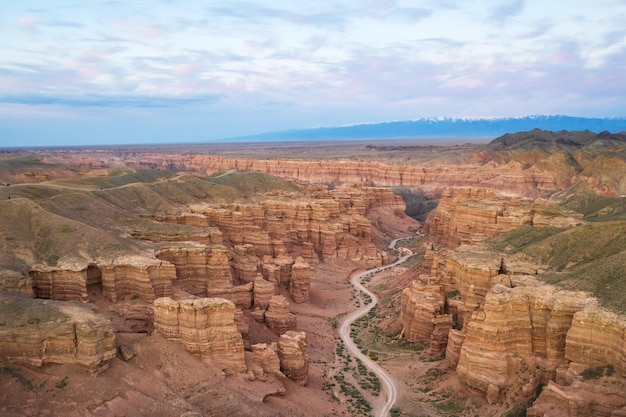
[{"left": 339, "top": 237, "right": 411, "bottom": 417}]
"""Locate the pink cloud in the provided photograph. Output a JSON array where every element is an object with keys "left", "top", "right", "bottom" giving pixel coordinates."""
[{"left": 19, "top": 16, "right": 39, "bottom": 30}]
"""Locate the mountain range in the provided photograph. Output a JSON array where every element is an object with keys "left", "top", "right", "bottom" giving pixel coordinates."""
[{"left": 224, "top": 115, "right": 626, "bottom": 142}]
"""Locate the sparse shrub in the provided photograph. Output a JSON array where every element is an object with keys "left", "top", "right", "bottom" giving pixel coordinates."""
[
  {"left": 582, "top": 364, "right": 614, "bottom": 380},
  {"left": 390, "top": 407, "right": 402, "bottom": 417}
]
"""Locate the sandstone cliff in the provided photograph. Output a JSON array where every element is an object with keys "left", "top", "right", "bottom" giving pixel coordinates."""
[
  {"left": 426, "top": 188, "right": 583, "bottom": 248},
  {"left": 400, "top": 280, "right": 452, "bottom": 356},
  {"left": 30, "top": 256, "right": 177, "bottom": 304},
  {"left": 156, "top": 245, "right": 253, "bottom": 308},
  {"left": 278, "top": 331, "right": 309, "bottom": 386},
  {"left": 134, "top": 154, "right": 560, "bottom": 196},
  {"left": 153, "top": 297, "right": 246, "bottom": 374},
  {"left": 0, "top": 293, "right": 116, "bottom": 374}
]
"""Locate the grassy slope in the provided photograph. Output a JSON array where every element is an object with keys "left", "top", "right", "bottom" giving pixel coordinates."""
[
  {"left": 485, "top": 194, "right": 626, "bottom": 312},
  {"left": 0, "top": 165, "right": 302, "bottom": 280}
]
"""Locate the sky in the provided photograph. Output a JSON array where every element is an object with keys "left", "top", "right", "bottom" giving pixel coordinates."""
[{"left": 1, "top": 0, "right": 625, "bottom": 146}]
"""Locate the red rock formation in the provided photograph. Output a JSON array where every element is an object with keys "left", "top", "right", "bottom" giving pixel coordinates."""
[
  {"left": 0, "top": 293, "right": 116, "bottom": 374},
  {"left": 426, "top": 188, "right": 583, "bottom": 249},
  {"left": 30, "top": 264, "right": 91, "bottom": 302},
  {"left": 231, "top": 244, "right": 261, "bottom": 283},
  {"left": 253, "top": 274, "right": 275, "bottom": 309},
  {"left": 278, "top": 331, "right": 309, "bottom": 386},
  {"left": 153, "top": 297, "right": 246, "bottom": 374},
  {"left": 99, "top": 256, "right": 176, "bottom": 303},
  {"left": 265, "top": 295, "right": 297, "bottom": 335},
  {"left": 157, "top": 245, "right": 253, "bottom": 308},
  {"left": 528, "top": 379, "right": 626, "bottom": 417},
  {"left": 249, "top": 342, "right": 284, "bottom": 381},
  {"left": 134, "top": 154, "right": 560, "bottom": 196},
  {"left": 565, "top": 306, "right": 626, "bottom": 376},
  {"left": 289, "top": 257, "right": 311, "bottom": 304},
  {"left": 400, "top": 280, "right": 452, "bottom": 356},
  {"left": 31, "top": 256, "right": 177, "bottom": 304},
  {"left": 456, "top": 280, "right": 593, "bottom": 404},
  {"left": 189, "top": 191, "right": 386, "bottom": 267}
]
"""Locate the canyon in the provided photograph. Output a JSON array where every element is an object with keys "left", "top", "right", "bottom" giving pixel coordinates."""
[{"left": 0, "top": 130, "right": 625, "bottom": 416}]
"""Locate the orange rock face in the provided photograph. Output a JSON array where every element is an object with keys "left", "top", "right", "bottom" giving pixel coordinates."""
[
  {"left": 455, "top": 279, "right": 597, "bottom": 404},
  {"left": 426, "top": 188, "right": 583, "bottom": 249},
  {"left": 400, "top": 280, "right": 452, "bottom": 356},
  {"left": 264, "top": 295, "right": 297, "bottom": 335},
  {"left": 278, "top": 331, "right": 309, "bottom": 386},
  {"left": 133, "top": 154, "right": 560, "bottom": 196},
  {"left": 290, "top": 257, "right": 311, "bottom": 304},
  {"left": 30, "top": 256, "right": 177, "bottom": 304},
  {"left": 565, "top": 306, "right": 626, "bottom": 376},
  {"left": 153, "top": 297, "right": 246, "bottom": 374},
  {"left": 189, "top": 191, "right": 386, "bottom": 267},
  {"left": 0, "top": 293, "right": 116, "bottom": 374}
]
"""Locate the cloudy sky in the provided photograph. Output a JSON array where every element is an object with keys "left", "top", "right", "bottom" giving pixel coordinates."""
[{"left": 1, "top": 0, "right": 625, "bottom": 146}]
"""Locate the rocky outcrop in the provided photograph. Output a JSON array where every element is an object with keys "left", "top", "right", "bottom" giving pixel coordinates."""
[
  {"left": 278, "top": 331, "right": 309, "bottom": 386},
  {"left": 456, "top": 279, "right": 593, "bottom": 403},
  {"left": 157, "top": 246, "right": 253, "bottom": 308},
  {"left": 400, "top": 280, "right": 451, "bottom": 356},
  {"left": 0, "top": 293, "right": 116, "bottom": 374},
  {"left": 189, "top": 192, "right": 385, "bottom": 267},
  {"left": 528, "top": 379, "right": 626, "bottom": 417},
  {"left": 426, "top": 188, "right": 583, "bottom": 248},
  {"left": 264, "top": 295, "right": 297, "bottom": 334},
  {"left": 249, "top": 342, "right": 283, "bottom": 381},
  {"left": 232, "top": 244, "right": 261, "bottom": 283},
  {"left": 30, "top": 265, "right": 91, "bottom": 303},
  {"left": 565, "top": 307, "right": 626, "bottom": 376},
  {"left": 31, "top": 256, "right": 177, "bottom": 304},
  {"left": 289, "top": 257, "right": 311, "bottom": 304},
  {"left": 99, "top": 256, "right": 177, "bottom": 303},
  {"left": 153, "top": 297, "right": 246, "bottom": 374},
  {"left": 253, "top": 274, "right": 275, "bottom": 309}
]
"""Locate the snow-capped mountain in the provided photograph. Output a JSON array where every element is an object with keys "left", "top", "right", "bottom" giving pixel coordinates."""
[{"left": 225, "top": 115, "right": 626, "bottom": 142}]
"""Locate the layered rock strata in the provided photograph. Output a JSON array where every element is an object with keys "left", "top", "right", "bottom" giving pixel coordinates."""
[
  {"left": 278, "top": 331, "right": 309, "bottom": 386},
  {"left": 249, "top": 342, "right": 283, "bottom": 381},
  {"left": 565, "top": 307, "right": 626, "bottom": 376},
  {"left": 426, "top": 188, "right": 583, "bottom": 248},
  {"left": 289, "top": 257, "right": 311, "bottom": 303},
  {"left": 157, "top": 246, "right": 253, "bottom": 308},
  {"left": 153, "top": 297, "right": 246, "bottom": 374},
  {"left": 264, "top": 295, "right": 297, "bottom": 334},
  {"left": 135, "top": 154, "right": 560, "bottom": 196},
  {"left": 456, "top": 279, "right": 594, "bottom": 404},
  {"left": 528, "top": 379, "right": 626, "bottom": 417},
  {"left": 0, "top": 293, "right": 116, "bottom": 374},
  {"left": 31, "top": 256, "right": 177, "bottom": 303},
  {"left": 400, "top": 280, "right": 452, "bottom": 356},
  {"left": 99, "top": 256, "right": 177, "bottom": 303},
  {"left": 189, "top": 194, "right": 385, "bottom": 266},
  {"left": 253, "top": 275, "right": 275, "bottom": 309}
]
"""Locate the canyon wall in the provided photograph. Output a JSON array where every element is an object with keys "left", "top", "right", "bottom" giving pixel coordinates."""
[
  {"left": 30, "top": 256, "right": 177, "bottom": 304},
  {"left": 130, "top": 155, "right": 560, "bottom": 196},
  {"left": 426, "top": 188, "right": 583, "bottom": 248}
]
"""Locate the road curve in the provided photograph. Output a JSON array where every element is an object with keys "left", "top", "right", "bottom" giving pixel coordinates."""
[{"left": 339, "top": 237, "right": 411, "bottom": 417}]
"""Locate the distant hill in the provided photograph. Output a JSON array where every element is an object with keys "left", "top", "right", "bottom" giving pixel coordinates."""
[
  {"left": 224, "top": 115, "right": 626, "bottom": 142},
  {"left": 487, "top": 129, "right": 626, "bottom": 152}
]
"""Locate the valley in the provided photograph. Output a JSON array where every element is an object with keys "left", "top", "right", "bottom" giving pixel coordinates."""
[{"left": 1, "top": 130, "right": 626, "bottom": 416}]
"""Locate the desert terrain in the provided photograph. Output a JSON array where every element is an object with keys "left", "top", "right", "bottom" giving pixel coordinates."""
[{"left": 1, "top": 129, "right": 626, "bottom": 417}]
